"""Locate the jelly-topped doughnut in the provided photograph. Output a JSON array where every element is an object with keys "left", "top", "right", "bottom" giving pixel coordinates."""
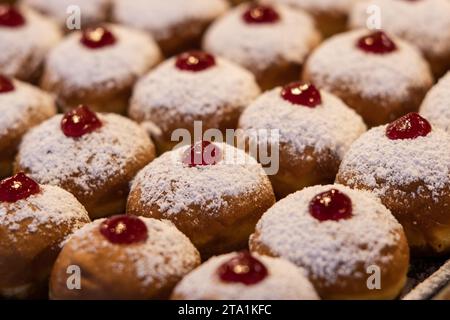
[
  {"left": 50, "top": 215, "right": 200, "bottom": 299},
  {"left": 420, "top": 72, "right": 450, "bottom": 132},
  {"left": 0, "top": 173, "right": 90, "bottom": 298},
  {"left": 350, "top": 0, "right": 450, "bottom": 77},
  {"left": 129, "top": 51, "right": 260, "bottom": 154},
  {"left": 172, "top": 251, "right": 320, "bottom": 300},
  {"left": 204, "top": 3, "right": 321, "bottom": 90},
  {"left": 250, "top": 184, "right": 409, "bottom": 299},
  {"left": 23, "top": 0, "right": 111, "bottom": 29},
  {"left": 0, "top": 76, "right": 56, "bottom": 178},
  {"left": 262, "top": 0, "right": 358, "bottom": 37},
  {"left": 337, "top": 113, "right": 450, "bottom": 255},
  {"left": 127, "top": 141, "right": 276, "bottom": 258},
  {"left": 15, "top": 105, "right": 156, "bottom": 219},
  {"left": 238, "top": 81, "right": 366, "bottom": 198},
  {"left": 304, "top": 29, "right": 433, "bottom": 127},
  {"left": 0, "top": 5, "right": 62, "bottom": 82},
  {"left": 41, "top": 24, "right": 162, "bottom": 114},
  {"left": 112, "top": 0, "right": 229, "bottom": 56}
]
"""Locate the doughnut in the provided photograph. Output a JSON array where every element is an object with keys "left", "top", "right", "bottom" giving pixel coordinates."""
[
  {"left": 50, "top": 215, "right": 200, "bottom": 300},
  {"left": 203, "top": 3, "right": 321, "bottom": 90},
  {"left": 0, "top": 173, "right": 90, "bottom": 298},
  {"left": 127, "top": 141, "right": 276, "bottom": 258},
  {"left": 337, "top": 112, "right": 450, "bottom": 255},
  {"left": 250, "top": 184, "right": 410, "bottom": 300},
  {"left": 0, "top": 75, "right": 56, "bottom": 178},
  {"left": 420, "top": 72, "right": 450, "bottom": 132},
  {"left": 15, "top": 105, "right": 156, "bottom": 219},
  {"left": 22, "top": 0, "right": 111, "bottom": 29},
  {"left": 111, "top": 0, "right": 229, "bottom": 57},
  {"left": 0, "top": 4, "right": 62, "bottom": 82},
  {"left": 238, "top": 81, "right": 366, "bottom": 199},
  {"left": 350, "top": 0, "right": 450, "bottom": 77},
  {"left": 172, "top": 251, "right": 319, "bottom": 300},
  {"left": 41, "top": 24, "right": 162, "bottom": 114},
  {"left": 304, "top": 29, "right": 434, "bottom": 128},
  {"left": 129, "top": 50, "right": 261, "bottom": 154},
  {"left": 262, "top": 0, "right": 358, "bottom": 37}
]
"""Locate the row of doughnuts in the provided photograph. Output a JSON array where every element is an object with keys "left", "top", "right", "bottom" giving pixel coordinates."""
[
  {"left": 1, "top": 99, "right": 449, "bottom": 299},
  {"left": 0, "top": 0, "right": 449, "bottom": 300}
]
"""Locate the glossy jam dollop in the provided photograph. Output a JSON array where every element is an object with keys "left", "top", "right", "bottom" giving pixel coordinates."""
[
  {"left": 0, "top": 173, "right": 40, "bottom": 203},
  {"left": 61, "top": 105, "right": 102, "bottom": 138},
  {"left": 357, "top": 31, "right": 397, "bottom": 54},
  {"left": 386, "top": 112, "right": 431, "bottom": 140},
  {"left": 281, "top": 82, "right": 322, "bottom": 107},
  {"left": 218, "top": 251, "right": 268, "bottom": 285},
  {"left": 242, "top": 5, "right": 280, "bottom": 24},
  {"left": 0, "top": 5, "right": 25, "bottom": 28},
  {"left": 309, "top": 189, "right": 353, "bottom": 222},
  {"left": 100, "top": 215, "right": 148, "bottom": 245},
  {"left": 0, "top": 75, "right": 14, "bottom": 93},
  {"left": 182, "top": 141, "right": 222, "bottom": 167},
  {"left": 81, "top": 26, "right": 116, "bottom": 49},
  {"left": 175, "top": 51, "right": 216, "bottom": 72}
]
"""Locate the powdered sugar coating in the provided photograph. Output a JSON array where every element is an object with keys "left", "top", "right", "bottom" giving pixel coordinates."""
[
  {"left": 130, "top": 142, "right": 271, "bottom": 216},
  {"left": 421, "top": 72, "right": 450, "bottom": 132},
  {"left": 66, "top": 217, "right": 200, "bottom": 287},
  {"left": 203, "top": 4, "right": 320, "bottom": 72},
  {"left": 43, "top": 24, "right": 161, "bottom": 95},
  {"left": 16, "top": 113, "right": 154, "bottom": 196},
  {"left": 239, "top": 87, "right": 366, "bottom": 158},
  {"left": 23, "top": 0, "right": 111, "bottom": 27},
  {"left": 0, "top": 185, "right": 89, "bottom": 237},
  {"left": 112, "top": 0, "right": 229, "bottom": 40},
  {"left": 0, "top": 6, "right": 62, "bottom": 80},
  {"left": 338, "top": 125, "right": 450, "bottom": 200},
  {"left": 262, "top": 0, "right": 358, "bottom": 14},
  {"left": 129, "top": 56, "right": 260, "bottom": 131},
  {"left": 251, "top": 184, "right": 404, "bottom": 284},
  {"left": 305, "top": 29, "right": 433, "bottom": 101},
  {"left": 0, "top": 79, "right": 55, "bottom": 144},
  {"left": 173, "top": 252, "right": 319, "bottom": 300},
  {"left": 350, "top": 0, "right": 450, "bottom": 58}
]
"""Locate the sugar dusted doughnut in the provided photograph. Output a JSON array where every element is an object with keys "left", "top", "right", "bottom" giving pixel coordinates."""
[
  {"left": 0, "top": 173, "right": 90, "bottom": 299},
  {"left": 250, "top": 184, "right": 409, "bottom": 300},
  {"left": 15, "top": 105, "right": 156, "bottom": 219},
  {"left": 204, "top": 3, "right": 321, "bottom": 90},
  {"left": 337, "top": 113, "right": 450, "bottom": 255},
  {"left": 303, "top": 29, "right": 433, "bottom": 127},
  {"left": 129, "top": 51, "right": 260, "bottom": 154},
  {"left": 0, "top": 4, "right": 62, "bottom": 82},
  {"left": 420, "top": 72, "right": 450, "bottom": 132},
  {"left": 41, "top": 24, "right": 161, "bottom": 114},
  {"left": 112, "top": 0, "right": 229, "bottom": 57},
  {"left": 172, "top": 251, "right": 320, "bottom": 300},
  {"left": 127, "top": 141, "right": 276, "bottom": 258},
  {"left": 262, "top": 0, "right": 358, "bottom": 37},
  {"left": 350, "top": 0, "right": 450, "bottom": 77},
  {"left": 238, "top": 81, "right": 366, "bottom": 198},
  {"left": 0, "top": 75, "right": 56, "bottom": 178},
  {"left": 50, "top": 215, "right": 200, "bottom": 299}
]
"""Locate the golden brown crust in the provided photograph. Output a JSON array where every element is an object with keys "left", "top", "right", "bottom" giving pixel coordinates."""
[
  {"left": 128, "top": 180, "right": 275, "bottom": 259},
  {"left": 50, "top": 219, "right": 201, "bottom": 300},
  {"left": 337, "top": 172, "right": 450, "bottom": 256},
  {"left": 250, "top": 227, "right": 409, "bottom": 300},
  {"left": 156, "top": 19, "right": 213, "bottom": 57},
  {"left": 312, "top": 10, "right": 348, "bottom": 38},
  {"left": 303, "top": 68, "right": 431, "bottom": 128},
  {"left": 0, "top": 198, "right": 90, "bottom": 298},
  {"left": 270, "top": 144, "right": 340, "bottom": 199}
]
